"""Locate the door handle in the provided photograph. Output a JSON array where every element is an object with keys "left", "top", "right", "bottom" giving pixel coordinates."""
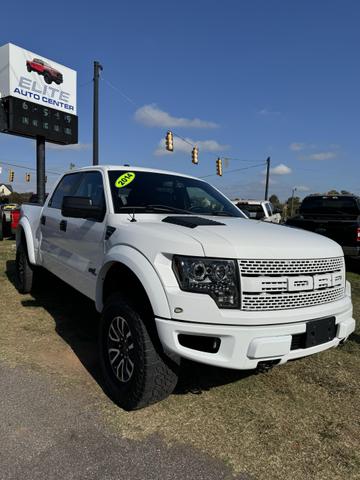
[
  {"left": 59, "top": 220, "right": 67, "bottom": 232},
  {"left": 41, "top": 215, "right": 46, "bottom": 225}
]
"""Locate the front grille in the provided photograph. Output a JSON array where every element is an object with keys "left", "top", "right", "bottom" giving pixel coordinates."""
[
  {"left": 238, "top": 257, "right": 344, "bottom": 276},
  {"left": 239, "top": 257, "right": 345, "bottom": 311},
  {"left": 242, "top": 286, "right": 344, "bottom": 311}
]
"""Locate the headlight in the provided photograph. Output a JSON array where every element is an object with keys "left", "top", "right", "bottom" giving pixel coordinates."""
[{"left": 172, "top": 256, "right": 240, "bottom": 308}]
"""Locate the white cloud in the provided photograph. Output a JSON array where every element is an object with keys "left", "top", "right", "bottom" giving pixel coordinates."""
[
  {"left": 135, "top": 104, "right": 218, "bottom": 129},
  {"left": 289, "top": 142, "right": 306, "bottom": 151},
  {"left": 270, "top": 163, "right": 292, "bottom": 175},
  {"left": 155, "top": 137, "right": 229, "bottom": 156},
  {"left": 47, "top": 143, "right": 91, "bottom": 151},
  {"left": 306, "top": 151, "right": 337, "bottom": 161},
  {"left": 258, "top": 108, "right": 280, "bottom": 116}
]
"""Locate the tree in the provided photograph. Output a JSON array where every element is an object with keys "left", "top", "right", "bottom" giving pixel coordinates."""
[
  {"left": 269, "top": 194, "right": 280, "bottom": 206},
  {"left": 285, "top": 196, "right": 301, "bottom": 217},
  {"left": 340, "top": 190, "right": 352, "bottom": 195},
  {"left": 327, "top": 189, "right": 340, "bottom": 195}
]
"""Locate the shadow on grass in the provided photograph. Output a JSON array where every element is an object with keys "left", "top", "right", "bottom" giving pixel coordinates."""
[
  {"left": 6, "top": 259, "right": 252, "bottom": 398},
  {"left": 349, "top": 333, "right": 360, "bottom": 345}
]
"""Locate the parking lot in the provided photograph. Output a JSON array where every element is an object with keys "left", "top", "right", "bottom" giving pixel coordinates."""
[{"left": 1, "top": 239, "right": 360, "bottom": 480}]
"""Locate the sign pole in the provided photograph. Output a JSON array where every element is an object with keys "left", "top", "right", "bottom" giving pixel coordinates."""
[
  {"left": 264, "top": 156, "right": 270, "bottom": 201},
  {"left": 36, "top": 136, "right": 45, "bottom": 204},
  {"left": 93, "top": 60, "right": 103, "bottom": 166}
]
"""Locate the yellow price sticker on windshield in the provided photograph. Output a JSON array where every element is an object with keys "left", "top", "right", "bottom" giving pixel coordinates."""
[{"left": 115, "top": 172, "right": 136, "bottom": 188}]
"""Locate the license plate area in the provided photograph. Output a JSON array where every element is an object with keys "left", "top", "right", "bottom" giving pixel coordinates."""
[{"left": 305, "top": 316, "right": 336, "bottom": 348}]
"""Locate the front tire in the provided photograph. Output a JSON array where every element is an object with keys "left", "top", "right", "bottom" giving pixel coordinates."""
[
  {"left": 99, "top": 294, "right": 179, "bottom": 410},
  {"left": 16, "top": 243, "right": 34, "bottom": 294},
  {"left": 44, "top": 73, "right": 52, "bottom": 84}
]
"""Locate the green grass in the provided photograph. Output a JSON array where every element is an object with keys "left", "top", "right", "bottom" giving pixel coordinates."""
[{"left": 1, "top": 239, "right": 359, "bottom": 480}]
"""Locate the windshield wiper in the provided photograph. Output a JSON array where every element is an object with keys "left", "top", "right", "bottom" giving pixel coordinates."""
[
  {"left": 209, "top": 211, "right": 238, "bottom": 217},
  {"left": 146, "top": 204, "right": 194, "bottom": 214},
  {"left": 118, "top": 205, "right": 193, "bottom": 214}
]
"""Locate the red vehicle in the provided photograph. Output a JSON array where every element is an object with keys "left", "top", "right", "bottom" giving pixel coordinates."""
[
  {"left": 26, "top": 58, "right": 63, "bottom": 85},
  {"left": 10, "top": 208, "right": 21, "bottom": 236}
]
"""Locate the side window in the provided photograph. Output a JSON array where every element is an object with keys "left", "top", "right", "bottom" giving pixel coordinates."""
[
  {"left": 48, "top": 173, "right": 82, "bottom": 209},
  {"left": 186, "top": 186, "right": 223, "bottom": 213},
  {"left": 73, "top": 172, "right": 105, "bottom": 210},
  {"left": 265, "top": 203, "right": 273, "bottom": 216}
]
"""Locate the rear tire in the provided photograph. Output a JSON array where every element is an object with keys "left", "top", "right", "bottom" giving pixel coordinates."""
[
  {"left": 16, "top": 243, "right": 34, "bottom": 294},
  {"left": 99, "top": 293, "right": 179, "bottom": 410}
]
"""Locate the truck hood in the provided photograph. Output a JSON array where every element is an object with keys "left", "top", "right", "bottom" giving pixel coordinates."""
[
  {"left": 181, "top": 217, "right": 343, "bottom": 259},
  {"left": 108, "top": 215, "right": 343, "bottom": 260}
]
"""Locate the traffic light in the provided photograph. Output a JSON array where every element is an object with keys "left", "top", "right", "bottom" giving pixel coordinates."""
[
  {"left": 165, "top": 131, "right": 174, "bottom": 152},
  {"left": 25, "top": 173, "right": 31, "bottom": 182},
  {"left": 8, "top": 170, "right": 14, "bottom": 182},
  {"left": 192, "top": 146, "right": 199, "bottom": 164},
  {"left": 216, "top": 157, "right": 223, "bottom": 176}
]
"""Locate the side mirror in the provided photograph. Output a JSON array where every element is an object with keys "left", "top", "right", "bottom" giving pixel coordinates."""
[{"left": 62, "top": 196, "right": 104, "bottom": 221}]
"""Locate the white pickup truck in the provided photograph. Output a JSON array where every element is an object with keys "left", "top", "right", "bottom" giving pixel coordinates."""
[{"left": 16, "top": 165, "right": 355, "bottom": 410}]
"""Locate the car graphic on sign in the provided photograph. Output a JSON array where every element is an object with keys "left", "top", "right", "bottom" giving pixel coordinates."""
[{"left": 26, "top": 58, "right": 63, "bottom": 85}]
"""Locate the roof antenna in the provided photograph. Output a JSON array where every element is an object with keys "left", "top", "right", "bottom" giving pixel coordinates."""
[{"left": 130, "top": 208, "right": 137, "bottom": 222}]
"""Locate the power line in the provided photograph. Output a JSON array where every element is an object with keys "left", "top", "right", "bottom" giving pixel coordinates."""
[
  {"left": 102, "top": 76, "right": 211, "bottom": 152},
  {"left": 101, "top": 76, "right": 271, "bottom": 170},
  {"left": 0, "top": 160, "right": 61, "bottom": 175},
  {"left": 200, "top": 162, "right": 265, "bottom": 179}
]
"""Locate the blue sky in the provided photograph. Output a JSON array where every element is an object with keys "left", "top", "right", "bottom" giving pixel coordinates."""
[{"left": 0, "top": 0, "right": 359, "bottom": 200}]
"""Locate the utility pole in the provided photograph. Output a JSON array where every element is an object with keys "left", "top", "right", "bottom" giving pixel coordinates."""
[
  {"left": 36, "top": 136, "right": 45, "bottom": 204},
  {"left": 290, "top": 187, "right": 297, "bottom": 217},
  {"left": 93, "top": 61, "right": 103, "bottom": 166},
  {"left": 264, "top": 156, "right": 270, "bottom": 200}
]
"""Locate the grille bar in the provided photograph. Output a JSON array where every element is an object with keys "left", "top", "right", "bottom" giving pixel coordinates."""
[
  {"left": 239, "top": 257, "right": 344, "bottom": 276},
  {"left": 242, "top": 286, "right": 344, "bottom": 311}
]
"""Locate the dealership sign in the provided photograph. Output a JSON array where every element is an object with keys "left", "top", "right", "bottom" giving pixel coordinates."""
[
  {"left": 0, "top": 43, "right": 77, "bottom": 114},
  {"left": 0, "top": 43, "right": 78, "bottom": 144}
]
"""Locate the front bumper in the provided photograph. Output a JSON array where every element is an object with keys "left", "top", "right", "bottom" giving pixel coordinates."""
[{"left": 155, "top": 303, "right": 355, "bottom": 370}]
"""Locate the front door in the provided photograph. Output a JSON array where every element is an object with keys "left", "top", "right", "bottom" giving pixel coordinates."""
[{"left": 40, "top": 170, "right": 107, "bottom": 300}]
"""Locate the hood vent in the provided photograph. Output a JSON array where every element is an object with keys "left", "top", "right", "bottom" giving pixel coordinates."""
[{"left": 162, "top": 216, "right": 225, "bottom": 229}]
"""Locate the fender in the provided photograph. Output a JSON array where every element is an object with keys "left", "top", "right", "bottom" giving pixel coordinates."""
[
  {"left": 96, "top": 245, "right": 171, "bottom": 318},
  {"left": 17, "top": 217, "right": 37, "bottom": 265}
]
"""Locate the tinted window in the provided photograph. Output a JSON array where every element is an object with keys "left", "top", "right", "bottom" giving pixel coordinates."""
[
  {"left": 300, "top": 196, "right": 360, "bottom": 215},
  {"left": 73, "top": 171, "right": 106, "bottom": 220},
  {"left": 108, "top": 171, "right": 244, "bottom": 217},
  {"left": 48, "top": 173, "right": 82, "bottom": 209}
]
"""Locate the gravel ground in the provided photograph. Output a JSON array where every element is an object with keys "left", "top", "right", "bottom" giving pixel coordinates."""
[{"left": 0, "top": 361, "right": 249, "bottom": 480}]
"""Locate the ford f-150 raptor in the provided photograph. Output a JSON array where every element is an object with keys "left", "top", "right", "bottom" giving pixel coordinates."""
[
  {"left": 26, "top": 58, "right": 63, "bottom": 85},
  {"left": 16, "top": 166, "right": 355, "bottom": 410}
]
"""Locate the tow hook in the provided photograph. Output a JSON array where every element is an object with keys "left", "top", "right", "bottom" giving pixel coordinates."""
[{"left": 256, "top": 360, "right": 280, "bottom": 373}]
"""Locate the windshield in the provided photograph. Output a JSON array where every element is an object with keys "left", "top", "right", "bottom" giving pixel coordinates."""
[
  {"left": 108, "top": 170, "right": 244, "bottom": 217},
  {"left": 300, "top": 196, "right": 360, "bottom": 215}
]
